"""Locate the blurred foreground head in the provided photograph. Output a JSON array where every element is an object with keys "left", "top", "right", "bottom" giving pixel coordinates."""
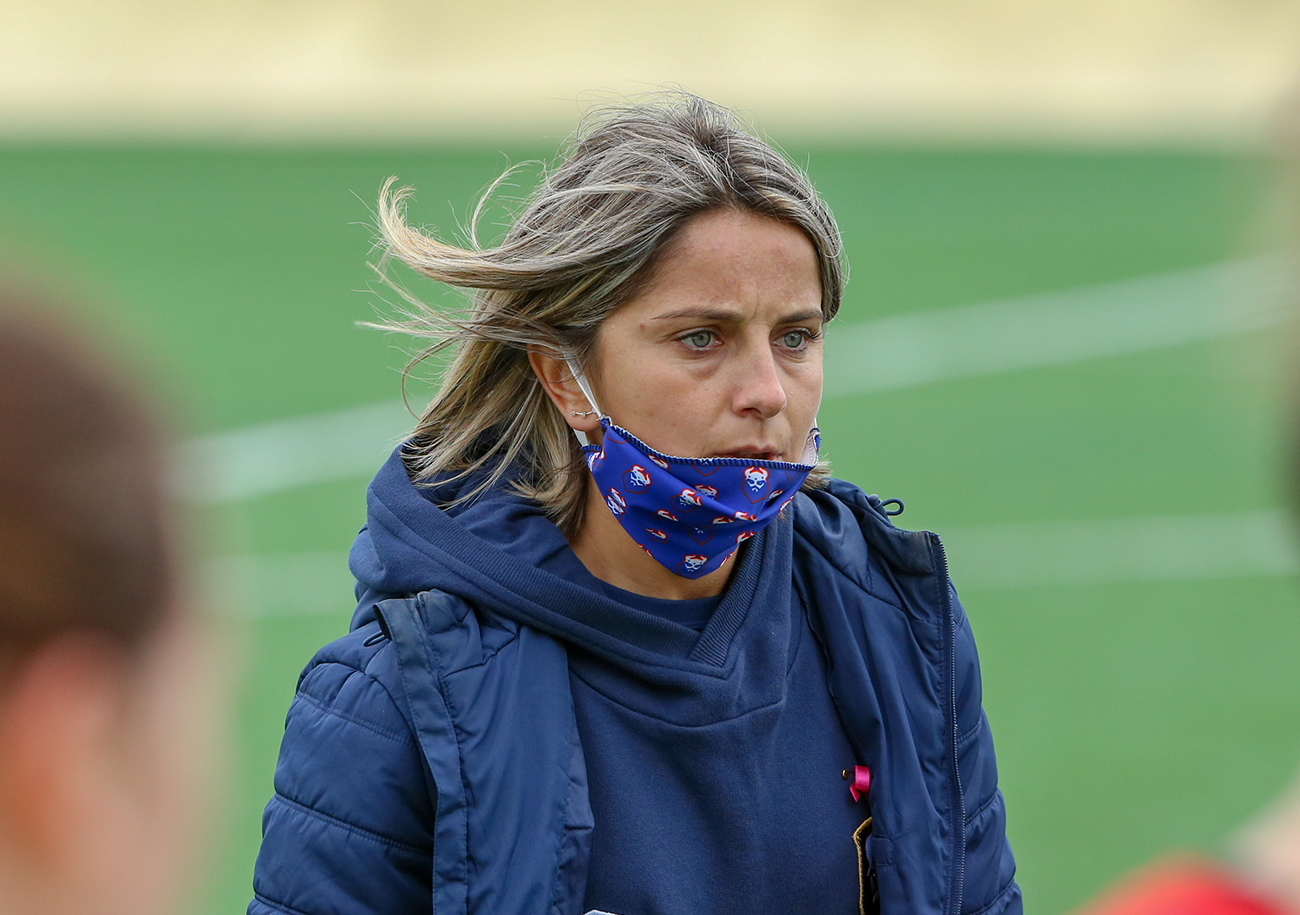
[{"left": 0, "top": 291, "right": 214, "bottom": 915}]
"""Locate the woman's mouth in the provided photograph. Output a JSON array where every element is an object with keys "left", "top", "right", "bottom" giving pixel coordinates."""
[{"left": 717, "top": 448, "right": 780, "bottom": 461}]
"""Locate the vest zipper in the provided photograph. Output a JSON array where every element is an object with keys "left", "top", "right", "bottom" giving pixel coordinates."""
[{"left": 932, "top": 533, "right": 966, "bottom": 915}]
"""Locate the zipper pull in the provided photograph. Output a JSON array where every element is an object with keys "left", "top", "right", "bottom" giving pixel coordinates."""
[{"left": 842, "top": 765, "right": 871, "bottom": 802}]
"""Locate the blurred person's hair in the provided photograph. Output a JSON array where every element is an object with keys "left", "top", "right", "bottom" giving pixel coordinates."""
[
  {"left": 0, "top": 286, "right": 212, "bottom": 915},
  {"left": 375, "top": 92, "right": 846, "bottom": 535},
  {"left": 0, "top": 293, "right": 174, "bottom": 672}
]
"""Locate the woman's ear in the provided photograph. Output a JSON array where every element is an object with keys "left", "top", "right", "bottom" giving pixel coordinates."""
[{"left": 527, "top": 348, "right": 599, "bottom": 434}]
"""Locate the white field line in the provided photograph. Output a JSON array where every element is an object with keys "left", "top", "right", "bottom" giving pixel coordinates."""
[
  {"left": 941, "top": 509, "right": 1299, "bottom": 590},
  {"left": 209, "top": 510, "right": 1298, "bottom": 618},
  {"left": 823, "top": 254, "right": 1296, "bottom": 396},
  {"left": 175, "top": 400, "right": 415, "bottom": 504},
  {"left": 203, "top": 551, "right": 359, "bottom": 620},
  {"left": 177, "top": 256, "right": 1297, "bottom": 505}
]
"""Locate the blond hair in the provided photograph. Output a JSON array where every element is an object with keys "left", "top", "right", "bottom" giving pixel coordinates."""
[{"left": 376, "top": 93, "right": 846, "bottom": 535}]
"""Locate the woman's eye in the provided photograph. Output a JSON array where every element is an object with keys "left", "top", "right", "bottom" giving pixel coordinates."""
[{"left": 681, "top": 330, "right": 716, "bottom": 349}]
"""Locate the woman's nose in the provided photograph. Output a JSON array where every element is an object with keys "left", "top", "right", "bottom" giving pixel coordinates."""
[{"left": 734, "top": 346, "right": 788, "bottom": 418}]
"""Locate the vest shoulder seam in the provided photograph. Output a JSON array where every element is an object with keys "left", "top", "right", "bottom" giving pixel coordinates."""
[
  {"left": 963, "top": 876, "right": 1019, "bottom": 915},
  {"left": 269, "top": 791, "right": 432, "bottom": 856},
  {"left": 250, "top": 891, "right": 313, "bottom": 915},
  {"left": 793, "top": 526, "right": 906, "bottom": 612},
  {"left": 292, "top": 688, "right": 416, "bottom": 747}
]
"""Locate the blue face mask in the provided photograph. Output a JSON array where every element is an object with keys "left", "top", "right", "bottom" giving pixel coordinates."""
[{"left": 565, "top": 359, "right": 819, "bottom": 579}]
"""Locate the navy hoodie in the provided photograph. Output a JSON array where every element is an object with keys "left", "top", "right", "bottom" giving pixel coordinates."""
[{"left": 250, "top": 448, "right": 1020, "bottom": 915}]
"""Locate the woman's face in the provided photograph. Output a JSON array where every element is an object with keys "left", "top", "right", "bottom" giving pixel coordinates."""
[{"left": 589, "top": 208, "right": 824, "bottom": 463}]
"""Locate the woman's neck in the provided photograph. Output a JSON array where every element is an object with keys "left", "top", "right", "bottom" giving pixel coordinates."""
[{"left": 567, "top": 481, "right": 733, "bottom": 601}]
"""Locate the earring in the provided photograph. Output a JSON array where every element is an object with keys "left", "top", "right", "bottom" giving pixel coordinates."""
[{"left": 570, "top": 410, "right": 597, "bottom": 417}]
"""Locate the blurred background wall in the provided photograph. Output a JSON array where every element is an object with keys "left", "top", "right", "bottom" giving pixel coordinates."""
[{"left": 3, "top": 0, "right": 1300, "bottom": 146}]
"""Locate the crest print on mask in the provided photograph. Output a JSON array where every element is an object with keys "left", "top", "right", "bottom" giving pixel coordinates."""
[
  {"left": 674, "top": 488, "right": 702, "bottom": 512},
  {"left": 736, "top": 530, "right": 755, "bottom": 546},
  {"left": 656, "top": 509, "right": 679, "bottom": 522},
  {"left": 605, "top": 488, "right": 626, "bottom": 516},
  {"left": 697, "top": 484, "right": 718, "bottom": 500},
  {"left": 677, "top": 554, "right": 709, "bottom": 577},
  {"left": 625, "top": 464, "right": 652, "bottom": 493},
  {"left": 734, "top": 511, "right": 758, "bottom": 522},
  {"left": 645, "top": 528, "right": 667, "bottom": 541},
  {"left": 649, "top": 455, "right": 669, "bottom": 470},
  {"left": 743, "top": 465, "right": 770, "bottom": 503},
  {"left": 690, "top": 527, "right": 713, "bottom": 545},
  {"left": 586, "top": 449, "right": 605, "bottom": 471}
]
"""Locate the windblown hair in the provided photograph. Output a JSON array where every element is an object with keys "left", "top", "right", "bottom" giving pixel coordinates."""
[
  {"left": 376, "top": 93, "right": 846, "bottom": 535},
  {"left": 0, "top": 296, "right": 173, "bottom": 670}
]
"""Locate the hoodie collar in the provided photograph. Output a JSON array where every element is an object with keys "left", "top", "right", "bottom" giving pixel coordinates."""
[{"left": 349, "top": 446, "right": 793, "bottom": 674}]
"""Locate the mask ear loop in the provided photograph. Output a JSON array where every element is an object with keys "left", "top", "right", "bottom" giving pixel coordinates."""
[
  {"left": 799, "top": 421, "right": 821, "bottom": 465},
  {"left": 563, "top": 354, "right": 604, "bottom": 447},
  {"left": 808, "top": 422, "right": 821, "bottom": 457}
]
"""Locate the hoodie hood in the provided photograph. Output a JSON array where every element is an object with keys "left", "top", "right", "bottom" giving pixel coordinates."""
[{"left": 348, "top": 446, "right": 794, "bottom": 674}]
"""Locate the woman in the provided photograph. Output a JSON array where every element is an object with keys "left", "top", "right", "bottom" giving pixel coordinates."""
[
  {"left": 250, "top": 94, "right": 1020, "bottom": 915},
  {"left": 0, "top": 293, "right": 214, "bottom": 915}
]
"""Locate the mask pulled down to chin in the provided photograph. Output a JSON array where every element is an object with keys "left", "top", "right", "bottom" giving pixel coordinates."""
[{"left": 564, "top": 357, "right": 819, "bottom": 579}]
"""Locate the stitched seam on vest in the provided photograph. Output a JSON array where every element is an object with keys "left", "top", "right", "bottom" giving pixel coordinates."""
[
  {"left": 966, "top": 788, "right": 1002, "bottom": 826},
  {"left": 297, "top": 648, "right": 413, "bottom": 739},
  {"left": 293, "top": 690, "right": 415, "bottom": 746},
  {"left": 271, "top": 793, "right": 431, "bottom": 855},
  {"left": 251, "top": 891, "right": 313, "bottom": 915},
  {"left": 793, "top": 529, "right": 905, "bottom": 611},
  {"left": 435, "top": 665, "right": 474, "bottom": 904},
  {"left": 547, "top": 744, "right": 576, "bottom": 915},
  {"left": 964, "top": 876, "right": 1018, "bottom": 915},
  {"left": 956, "top": 710, "right": 987, "bottom": 749}
]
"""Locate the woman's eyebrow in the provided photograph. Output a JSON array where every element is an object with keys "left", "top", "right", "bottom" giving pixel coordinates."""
[
  {"left": 777, "top": 309, "right": 823, "bottom": 324},
  {"left": 652, "top": 307, "right": 823, "bottom": 324}
]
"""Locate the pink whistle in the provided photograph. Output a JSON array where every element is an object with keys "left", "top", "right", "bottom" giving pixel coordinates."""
[{"left": 842, "top": 765, "right": 871, "bottom": 802}]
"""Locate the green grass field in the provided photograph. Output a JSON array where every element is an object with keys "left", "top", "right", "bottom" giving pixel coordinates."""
[{"left": 1, "top": 140, "right": 1296, "bottom": 915}]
